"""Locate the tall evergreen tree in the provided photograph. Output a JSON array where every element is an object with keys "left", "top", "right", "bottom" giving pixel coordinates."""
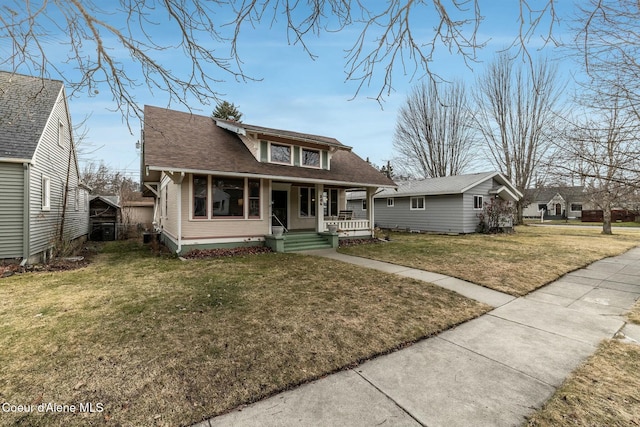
[{"left": 211, "top": 101, "right": 243, "bottom": 122}]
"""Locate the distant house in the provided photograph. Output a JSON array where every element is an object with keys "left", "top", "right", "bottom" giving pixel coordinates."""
[
  {"left": 0, "top": 72, "right": 89, "bottom": 263},
  {"left": 522, "top": 186, "right": 586, "bottom": 219},
  {"left": 370, "top": 171, "right": 522, "bottom": 234},
  {"left": 140, "top": 106, "right": 395, "bottom": 253}
]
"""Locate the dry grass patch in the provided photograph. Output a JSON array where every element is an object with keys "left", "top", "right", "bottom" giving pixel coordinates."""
[
  {"left": 525, "top": 340, "right": 640, "bottom": 426},
  {"left": 341, "top": 226, "right": 640, "bottom": 296},
  {"left": 0, "top": 241, "right": 488, "bottom": 426},
  {"left": 629, "top": 301, "right": 640, "bottom": 325}
]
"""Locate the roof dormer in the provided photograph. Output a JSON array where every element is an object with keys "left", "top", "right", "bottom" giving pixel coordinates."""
[{"left": 214, "top": 118, "right": 349, "bottom": 171}]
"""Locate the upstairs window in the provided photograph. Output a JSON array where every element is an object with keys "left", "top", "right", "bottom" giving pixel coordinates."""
[
  {"left": 302, "top": 148, "right": 320, "bottom": 167},
  {"left": 58, "top": 120, "right": 64, "bottom": 147},
  {"left": 387, "top": 198, "right": 394, "bottom": 207},
  {"left": 270, "top": 144, "right": 291, "bottom": 164},
  {"left": 42, "top": 176, "right": 51, "bottom": 211}
]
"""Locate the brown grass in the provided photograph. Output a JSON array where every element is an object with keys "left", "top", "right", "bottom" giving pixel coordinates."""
[
  {"left": 525, "top": 340, "right": 640, "bottom": 426},
  {"left": 629, "top": 302, "right": 640, "bottom": 325},
  {"left": 0, "top": 241, "right": 488, "bottom": 426},
  {"left": 340, "top": 226, "right": 640, "bottom": 296}
]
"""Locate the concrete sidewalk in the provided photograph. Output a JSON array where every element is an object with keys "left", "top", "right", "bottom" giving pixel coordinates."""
[{"left": 195, "top": 247, "right": 640, "bottom": 427}]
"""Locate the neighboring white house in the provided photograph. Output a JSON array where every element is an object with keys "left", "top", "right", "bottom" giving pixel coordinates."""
[
  {"left": 522, "top": 186, "right": 587, "bottom": 219},
  {"left": 367, "top": 171, "right": 522, "bottom": 234},
  {"left": 140, "top": 106, "right": 396, "bottom": 253},
  {"left": 0, "top": 71, "right": 89, "bottom": 263}
]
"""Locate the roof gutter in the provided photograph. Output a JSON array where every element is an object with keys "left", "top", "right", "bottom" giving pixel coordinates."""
[
  {"left": 145, "top": 166, "right": 397, "bottom": 189},
  {"left": 0, "top": 157, "right": 33, "bottom": 164}
]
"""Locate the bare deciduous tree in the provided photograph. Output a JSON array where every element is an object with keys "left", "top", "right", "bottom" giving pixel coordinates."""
[
  {"left": 554, "top": 90, "right": 640, "bottom": 234},
  {"left": 394, "top": 80, "right": 476, "bottom": 178},
  {"left": 474, "top": 52, "right": 564, "bottom": 223},
  {"left": 0, "top": 1, "right": 561, "bottom": 125},
  {"left": 574, "top": 0, "right": 640, "bottom": 115}
]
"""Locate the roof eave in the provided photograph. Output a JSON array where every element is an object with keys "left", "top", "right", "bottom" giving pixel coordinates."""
[{"left": 146, "top": 165, "right": 395, "bottom": 189}]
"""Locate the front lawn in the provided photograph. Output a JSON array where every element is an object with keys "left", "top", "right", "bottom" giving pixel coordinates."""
[
  {"left": 0, "top": 241, "right": 488, "bottom": 426},
  {"left": 341, "top": 226, "right": 640, "bottom": 296},
  {"left": 525, "top": 340, "right": 640, "bottom": 426}
]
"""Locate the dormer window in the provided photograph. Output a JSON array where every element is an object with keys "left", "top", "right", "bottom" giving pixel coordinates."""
[
  {"left": 270, "top": 144, "right": 291, "bottom": 164},
  {"left": 302, "top": 148, "right": 320, "bottom": 167}
]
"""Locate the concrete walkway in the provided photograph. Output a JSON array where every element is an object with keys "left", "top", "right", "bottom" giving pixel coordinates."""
[{"left": 195, "top": 247, "right": 640, "bottom": 427}]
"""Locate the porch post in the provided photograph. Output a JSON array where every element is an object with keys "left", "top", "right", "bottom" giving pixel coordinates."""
[
  {"left": 316, "top": 183, "right": 324, "bottom": 232},
  {"left": 367, "top": 187, "right": 376, "bottom": 237}
]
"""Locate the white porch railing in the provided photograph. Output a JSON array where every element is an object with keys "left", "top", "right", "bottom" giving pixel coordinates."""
[{"left": 323, "top": 219, "right": 370, "bottom": 231}]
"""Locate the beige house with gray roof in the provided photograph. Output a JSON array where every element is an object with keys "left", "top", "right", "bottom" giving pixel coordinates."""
[{"left": 141, "top": 105, "right": 395, "bottom": 253}]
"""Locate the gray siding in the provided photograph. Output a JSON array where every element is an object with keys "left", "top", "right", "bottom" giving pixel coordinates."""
[
  {"left": 375, "top": 194, "right": 466, "bottom": 233},
  {"left": 29, "top": 89, "right": 88, "bottom": 257},
  {"left": 0, "top": 163, "right": 25, "bottom": 258},
  {"left": 346, "top": 199, "right": 368, "bottom": 219},
  {"left": 374, "top": 178, "right": 504, "bottom": 234},
  {"left": 463, "top": 179, "right": 494, "bottom": 233}
]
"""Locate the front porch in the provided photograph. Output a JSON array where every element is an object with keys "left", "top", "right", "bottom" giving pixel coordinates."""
[{"left": 270, "top": 182, "right": 376, "bottom": 240}]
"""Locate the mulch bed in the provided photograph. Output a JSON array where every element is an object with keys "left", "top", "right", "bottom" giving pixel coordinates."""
[
  {"left": 0, "top": 244, "right": 101, "bottom": 279},
  {"left": 339, "top": 238, "right": 384, "bottom": 247},
  {"left": 183, "top": 246, "right": 273, "bottom": 259}
]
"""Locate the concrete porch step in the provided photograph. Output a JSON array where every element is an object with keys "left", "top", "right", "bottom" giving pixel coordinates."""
[{"left": 283, "top": 233, "right": 333, "bottom": 252}]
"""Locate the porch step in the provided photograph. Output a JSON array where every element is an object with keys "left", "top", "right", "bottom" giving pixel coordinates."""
[{"left": 283, "top": 232, "right": 333, "bottom": 252}]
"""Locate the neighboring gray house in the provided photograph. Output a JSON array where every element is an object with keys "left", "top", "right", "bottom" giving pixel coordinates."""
[
  {"left": 0, "top": 71, "right": 89, "bottom": 263},
  {"left": 522, "top": 186, "right": 587, "bottom": 219},
  {"left": 371, "top": 171, "right": 522, "bottom": 234}
]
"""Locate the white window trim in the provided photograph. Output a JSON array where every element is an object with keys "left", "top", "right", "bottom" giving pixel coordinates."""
[
  {"left": 300, "top": 148, "right": 322, "bottom": 169},
  {"left": 74, "top": 187, "right": 80, "bottom": 211},
  {"left": 473, "top": 195, "right": 484, "bottom": 210},
  {"left": 410, "top": 196, "right": 425, "bottom": 211},
  {"left": 58, "top": 119, "right": 65, "bottom": 147},
  {"left": 362, "top": 199, "right": 367, "bottom": 211},
  {"left": 269, "top": 142, "right": 293, "bottom": 165},
  {"left": 387, "top": 198, "right": 394, "bottom": 207},
  {"left": 42, "top": 176, "right": 51, "bottom": 211}
]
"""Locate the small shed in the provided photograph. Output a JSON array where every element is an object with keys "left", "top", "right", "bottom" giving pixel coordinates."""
[{"left": 89, "top": 196, "right": 120, "bottom": 241}]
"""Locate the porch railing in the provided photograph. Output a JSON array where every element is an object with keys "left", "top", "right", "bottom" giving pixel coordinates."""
[{"left": 323, "top": 219, "right": 370, "bottom": 231}]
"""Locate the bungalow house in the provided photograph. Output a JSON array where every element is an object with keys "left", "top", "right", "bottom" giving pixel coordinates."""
[
  {"left": 371, "top": 171, "right": 522, "bottom": 234},
  {"left": 140, "top": 106, "right": 395, "bottom": 253},
  {"left": 0, "top": 71, "right": 89, "bottom": 263},
  {"left": 522, "top": 186, "right": 586, "bottom": 219}
]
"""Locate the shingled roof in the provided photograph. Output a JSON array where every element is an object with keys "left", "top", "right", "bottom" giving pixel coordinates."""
[
  {"left": 142, "top": 105, "right": 395, "bottom": 188},
  {"left": 0, "top": 71, "right": 64, "bottom": 160},
  {"left": 376, "top": 171, "right": 522, "bottom": 199}
]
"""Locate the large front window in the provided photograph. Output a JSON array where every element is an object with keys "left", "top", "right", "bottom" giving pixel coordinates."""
[
  {"left": 213, "top": 178, "right": 245, "bottom": 217},
  {"left": 192, "top": 175, "right": 261, "bottom": 219}
]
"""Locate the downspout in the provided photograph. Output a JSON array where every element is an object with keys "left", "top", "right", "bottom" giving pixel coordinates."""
[
  {"left": 176, "top": 173, "right": 185, "bottom": 255},
  {"left": 20, "top": 163, "right": 30, "bottom": 266}
]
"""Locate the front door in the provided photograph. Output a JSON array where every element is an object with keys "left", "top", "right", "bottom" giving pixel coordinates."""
[
  {"left": 555, "top": 203, "right": 562, "bottom": 216},
  {"left": 272, "top": 190, "right": 288, "bottom": 228}
]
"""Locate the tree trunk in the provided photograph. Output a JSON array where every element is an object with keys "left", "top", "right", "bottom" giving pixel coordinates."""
[{"left": 602, "top": 206, "right": 612, "bottom": 235}]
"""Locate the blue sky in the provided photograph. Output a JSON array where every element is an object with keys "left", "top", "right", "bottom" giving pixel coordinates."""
[{"left": 27, "top": 1, "right": 578, "bottom": 180}]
